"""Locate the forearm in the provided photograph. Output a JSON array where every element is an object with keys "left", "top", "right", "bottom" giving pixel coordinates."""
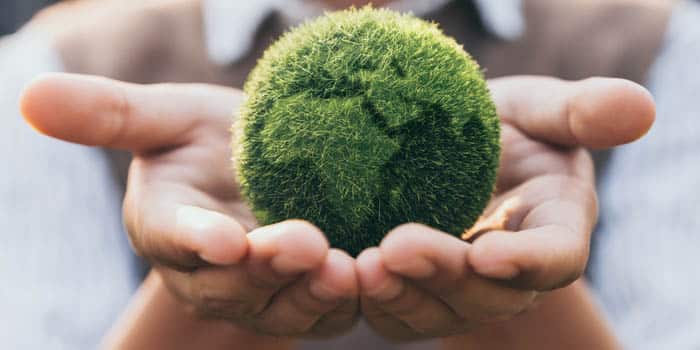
[
  {"left": 441, "top": 280, "right": 620, "bottom": 350},
  {"left": 101, "top": 272, "right": 295, "bottom": 350}
]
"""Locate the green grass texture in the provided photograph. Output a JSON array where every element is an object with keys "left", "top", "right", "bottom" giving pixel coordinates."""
[{"left": 234, "top": 7, "right": 500, "bottom": 256}]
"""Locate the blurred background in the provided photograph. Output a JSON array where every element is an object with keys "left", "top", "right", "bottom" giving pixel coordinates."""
[{"left": 0, "top": 0, "right": 56, "bottom": 34}]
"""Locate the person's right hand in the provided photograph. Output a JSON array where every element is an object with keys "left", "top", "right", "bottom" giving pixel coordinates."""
[
  {"left": 354, "top": 76, "right": 655, "bottom": 342},
  {"left": 20, "top": 73, "right": 360, "bottom": 338}
]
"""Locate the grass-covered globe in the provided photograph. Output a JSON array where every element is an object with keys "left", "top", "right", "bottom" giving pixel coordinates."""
[{"left": 234, "top": 7, "right": 500, "bottom": 256}]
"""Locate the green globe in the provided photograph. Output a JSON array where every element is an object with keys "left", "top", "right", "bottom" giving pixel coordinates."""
[{"left": 234, "top": 7, "right": 500, "bottom": 256}]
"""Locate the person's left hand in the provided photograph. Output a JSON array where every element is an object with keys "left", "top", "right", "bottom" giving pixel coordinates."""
[{"left": 356, "top": 76, "right": 655, "bottom": 341}]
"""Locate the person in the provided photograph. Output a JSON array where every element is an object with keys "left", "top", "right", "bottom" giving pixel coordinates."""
[
  {"left": 3, "top": 0, "right": 698, "bottom": 348},
  {"left": 20, "top": 70, "right": 649, "bottom": 350}
]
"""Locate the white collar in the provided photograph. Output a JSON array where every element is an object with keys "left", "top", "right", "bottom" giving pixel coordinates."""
[{"left": 204, "top": 0, "right": 523, "bottom": 65}]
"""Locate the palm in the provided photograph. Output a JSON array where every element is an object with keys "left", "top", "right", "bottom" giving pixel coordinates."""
[
  {"left": 22, "top": 74, "right": 653, "bottom": 341},
  {"left": 465, "top": 121, "right": 595, "bottom": 275},
  {"left": 126, "top": 96, "right": 256, "bottom": 232},
  {"left": 22, "top": 75, "right": 359, "bottom": 338},
  {"left": 355, "top": 76, "right": 654, "bottom": 341},
  {"left": 498, "top": 122, "right": 590, "bottom": 194}
]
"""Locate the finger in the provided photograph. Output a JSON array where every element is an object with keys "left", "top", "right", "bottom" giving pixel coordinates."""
[
  {"left": 379, "top": 223, "right": 468, "bottom": 281},
  {"left": 307, "top": 249, "right": 361, "bottom": 337},
  {"left": 124, "top": 185, "right": 248, "bottom": 268},
  {"left": 489, "top": 76, "right": 655, "bottom": 149},
  {"left": 469, "top": 176, "right": 598, "bottom": 291},
  {"left": 357, "top": 248, "right": 461, "bottom": 340},
  {"left": 20, "top": 73, "right": 240, "bottom": 152},
  {"left": 380, "top": 225, "right": 536, "bottom": 322},
  {"left": 159, "top": 220, "right": 329, "bottom": 322},
  {"left": 245, "top": 220, "right": 329, "bottom": 277},
  {"left": 484, "top": 170, "right": 597, "bottom": 234},
  {"left": 253, "top": 249, "right": 359, "bottom": 337}
]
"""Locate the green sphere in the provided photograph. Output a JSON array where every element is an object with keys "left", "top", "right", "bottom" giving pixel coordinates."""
[{"left": 234, "top": 7, "right": 500, "bottom": 256}]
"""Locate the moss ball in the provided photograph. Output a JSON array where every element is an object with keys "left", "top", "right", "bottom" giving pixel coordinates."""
[{"left": 234, "top": 7, "right": 500, "bottom": 256}]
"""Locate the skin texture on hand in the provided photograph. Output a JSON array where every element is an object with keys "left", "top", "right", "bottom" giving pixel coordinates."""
[
  {"left": 20, "top": 73, "right": 654, "bottom": 342},
  {"left": 355, "top": 76, "right": 654, "bottom": 341},
  {"left": 18, "top": 0, "right": 655, "bottom": 344},
  {"left": 21, "top": 73, "right": 360, "bottom": 338}
]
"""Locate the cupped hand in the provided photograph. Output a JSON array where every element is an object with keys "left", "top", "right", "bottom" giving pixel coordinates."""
[
  {"left": 356, "top": 76, "right": 655, "bottom": 341},
  {"left": 20, "top": 73, "right": 359, "bottom": 337}
]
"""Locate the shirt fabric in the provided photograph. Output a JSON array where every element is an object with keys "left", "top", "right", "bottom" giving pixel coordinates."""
[
  {"left": 203, "top": 0, "right": 523, "bottom": 65},
  {"left": 0, "top": 31, "right": 137, "bottom": 349},
  {"left": 590, "top": 1, "right": 700, "bottom": 349}
]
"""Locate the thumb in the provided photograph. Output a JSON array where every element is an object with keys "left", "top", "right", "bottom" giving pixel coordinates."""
[
  {"left": 489, "top": 76, "right": 656, "bottom": 149},
  {"left": 20, "top": 73, "right": 239, "bottom": 152}
]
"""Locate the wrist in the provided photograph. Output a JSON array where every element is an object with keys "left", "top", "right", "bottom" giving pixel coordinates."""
[
  {"left": 439, "top": 281, "right": 620, "bottom": 350},
  {"left": 103, "top": 272, "right": 295, "bottom": 350}
]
